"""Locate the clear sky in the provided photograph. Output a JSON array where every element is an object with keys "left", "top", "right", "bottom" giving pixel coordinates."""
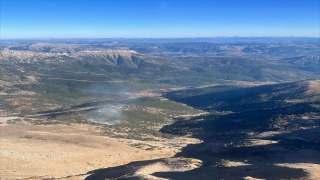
[{"left": 1, "top": 0, "right": 319, "bottom": 39}]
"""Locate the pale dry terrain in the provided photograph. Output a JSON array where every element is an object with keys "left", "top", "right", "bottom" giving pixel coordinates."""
[{"left": 0, "top": 120, "right": 200, "bottom": 180}]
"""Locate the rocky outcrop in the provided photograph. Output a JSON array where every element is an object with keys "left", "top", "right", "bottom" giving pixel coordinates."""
[{"left": 0, "top": 50, "right": 140, "bottom": 68}]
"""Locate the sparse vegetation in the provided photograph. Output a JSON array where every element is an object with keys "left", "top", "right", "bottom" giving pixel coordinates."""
[{"left": 214, "top": 159, "right": 230, "bottom": 168}]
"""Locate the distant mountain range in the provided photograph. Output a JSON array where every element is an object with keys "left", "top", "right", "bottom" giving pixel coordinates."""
[
  {"left": 0, "top": 41, "right": 319, "bottom": 87},
  {"left": 1, "top": 37, "right": 319, "bottom": 43},
  {"left": 2, "top": 41, "right": 318, "bottom": 60}
]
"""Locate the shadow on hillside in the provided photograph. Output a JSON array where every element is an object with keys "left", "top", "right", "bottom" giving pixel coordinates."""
[
  {"left": 158, "top": 117, "right": 320, "bottom": 179},
  {"left": 84, "top": 159, "right": 161, "bottom": 180},
  {"left": 163, "top": 82, "right": 309, "bottom": 112},
  {"left": 84, "top": 112, "right": 319, "bottom": 179},
  {"left": 154, "top": 114, "right": 319, "bottom": 179}
]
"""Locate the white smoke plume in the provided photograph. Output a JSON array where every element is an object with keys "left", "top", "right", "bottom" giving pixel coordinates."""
[
  {"left": 85, "top": 104, "right": 124, "bottom": 125},
  {"left": 83, "top": 83, "right": 131, "bottom": 125}
]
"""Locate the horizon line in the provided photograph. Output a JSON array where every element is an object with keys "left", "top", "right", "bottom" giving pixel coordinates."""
[{"left": 1, "top": 36, "right": 320, "bottom": 40}]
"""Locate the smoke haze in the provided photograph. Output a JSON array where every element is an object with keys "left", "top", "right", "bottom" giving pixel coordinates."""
[
  {"left": 84, "top": 104, "right": 124, "bottom": 125},
  {"left": 83, "top": 83, "right": 131, "bottom": 125}
]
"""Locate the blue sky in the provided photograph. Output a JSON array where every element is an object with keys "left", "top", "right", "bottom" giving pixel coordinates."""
[{"left": 1, "top": 0, "right": 319, "bottom": 38}]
